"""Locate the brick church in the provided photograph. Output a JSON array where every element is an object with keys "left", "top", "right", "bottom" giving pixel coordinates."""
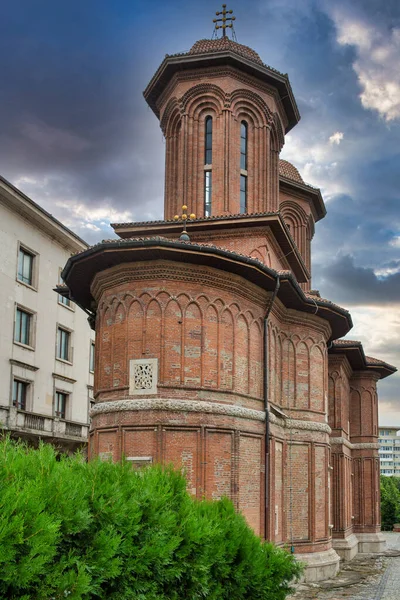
[{"left": 60, "top": 28, "right": 396, "bottom": 581}]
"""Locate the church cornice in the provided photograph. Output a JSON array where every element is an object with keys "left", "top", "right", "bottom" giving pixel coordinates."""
[
  {"left": 62, "top": 237, "right": 352, "bottom": 342},
  {"left": 144, "top": 50, "right": 299, "bottom": 133},
  {"left": 111, "top": 212, "right": 310, "bottom": 283}
]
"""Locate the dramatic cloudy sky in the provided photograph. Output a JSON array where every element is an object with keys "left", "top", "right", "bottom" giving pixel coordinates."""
[{"left": 1, "top": 0, "right": 399, "bottom": 422}]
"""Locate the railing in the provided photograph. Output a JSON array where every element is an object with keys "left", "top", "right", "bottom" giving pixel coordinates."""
[
  {"left": 1, "top": 406, "right": 88, "bottom": 441},
  {"left": 24, "top": 413, "right": 45, "bottom": 431},
  {"left": 65, "top": 422, "right": 82, "bottom": 437}
]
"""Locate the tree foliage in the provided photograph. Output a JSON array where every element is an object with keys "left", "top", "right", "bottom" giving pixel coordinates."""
[
  {"left": 380, "top": 475, "right": 400, "bottom": 530},
  {"left": 0, "top": 437, "right": 302, "bottom": 599}
]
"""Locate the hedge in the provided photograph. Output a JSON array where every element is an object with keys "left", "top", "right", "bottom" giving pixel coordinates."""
[{"left": 0, "top": 437, "right": 302, "bottom": 599}]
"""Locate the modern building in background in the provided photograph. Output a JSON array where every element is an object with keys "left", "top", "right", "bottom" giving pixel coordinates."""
[
  {"left": 0, "top": 175, "right": 94, "bottom": 452},
  {"left": 379, "top": 427, "right": 400, "bottom": 476}
]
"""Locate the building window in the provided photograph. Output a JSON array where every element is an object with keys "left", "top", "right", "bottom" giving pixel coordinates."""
[
  {"left": 240, "top": 121, "right": 247, "bottom": 170},
  {"left": 17, "top": 246, "right": 35, "bottom": 286},
  {"left": 240, "top": 174, "right": 247, "bottom": 213},
  {"left": 240, "top": 121, "right": 248, "bottom": 213},
  {"left": 12, "top": 379, "right": 28, "bottom": 410},
  {"left": 57, "top": 327, "right": 71, "bottom": 362},
  {"left": 204, "top": 171, "right": 212, "bottom": 218},
  {"left": 89, "top": 342, "right": 95, "bottom": 373},
  {"left": 55, "top": 391, "right": 68, "bottom": 419},
  {"left": 15, "top": 307, "right": 33, "bottom": 346},
  {"left": 204, "top": 116, "right": 212, "bottom": 217},
  {"left": 205, "top": 116, "right": 212, "bottom": 165}
]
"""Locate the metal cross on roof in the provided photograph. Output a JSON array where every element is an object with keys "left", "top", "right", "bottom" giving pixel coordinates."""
[{"left": 213, "top": 4, "right": 236, "bottom": 38}]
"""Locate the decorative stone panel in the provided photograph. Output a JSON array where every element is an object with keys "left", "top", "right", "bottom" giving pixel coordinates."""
[{"left": 129, "top": 358, "right": 158, "bottom": 395}]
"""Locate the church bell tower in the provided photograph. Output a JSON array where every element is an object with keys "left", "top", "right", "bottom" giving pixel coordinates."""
[{"left": 143, "top": 15, "right": 300, "bottom": 220}]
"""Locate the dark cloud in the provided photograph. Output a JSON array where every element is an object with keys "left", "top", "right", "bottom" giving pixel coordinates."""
[{"left": 313, "top": 254, "right": 400, "bottom": 305}]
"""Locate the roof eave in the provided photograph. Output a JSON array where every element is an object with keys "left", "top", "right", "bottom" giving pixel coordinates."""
[
  {"left": 143, "top": 51, "right": 300, "bottom": 133},
  {"left": 61, "top": 239, "right": 351, "bottom": 341},
  {"left": 111, "top": 212, "right": 310, "bottom": 283},
  {"left": 328, "top": 342, "right": 397, "bottom": 379},
  {"left": 279, "top": 176, "right": 326, "bottom": 221}
]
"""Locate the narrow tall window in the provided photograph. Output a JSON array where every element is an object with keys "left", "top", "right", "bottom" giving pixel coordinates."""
[
  {"left": 18, "top": 247, "right": 34, "bottom": 286},
  {"left": 55, "top": 391, "right": 68, "bottom": 419},
  {"left": 205, "top": 116, "right": 212, "bottom": 165},
  {"left": 89, "top": 341, "right": 95, "bottom": 373},
  {"left": 57, "top": 327, "right": 71, "bottom": 362},
  {"left": 13, "top": 379, "right": 28, "bottom": 410},
  {"left": 240, "top": 175, "right": 247, "bottom": 213},
  {"left": 240, "top": 121, "right": 248, "bottom": 213},
  {"left": 240, "top": 121, "right": 247, "bottom": 170},
  {"left": 15, "top": 307, "right": 32, "bottom": 346},
  {"left": 204, "top": 116, "right": 212, "bottom": 217}
]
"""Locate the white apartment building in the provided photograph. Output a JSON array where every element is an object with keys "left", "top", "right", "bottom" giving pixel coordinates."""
[
  {"left": 0, "top": 175, "right": 94, "bottom": 451},
  {"left": 379, "top": 427, "right": 400, "bottom": 476}
]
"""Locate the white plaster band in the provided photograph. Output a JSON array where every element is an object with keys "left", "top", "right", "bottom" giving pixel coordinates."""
[
  {"left": 330, "top": 437, "right": 380, "bottom": 450},
  {"left": 91, "top": 398, "right": 266, "bottom": 421},
  {"left": 352, "top": 442, "right": 380, "bottom": 450},
  {"left": 91, "top": 399, "right": 332, "bottom": 433},
  {"left": 285, "top": 418, "right": 332, "bottom": 434},
  {"left": 269, "top": 411, "right": 331, "bottom": 434}
]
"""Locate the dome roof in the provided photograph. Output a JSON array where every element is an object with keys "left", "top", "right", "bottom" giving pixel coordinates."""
[
  {"left": 189, "top": 38, "right": 264, "bottom": 66},
  {"left": 279, "top": 159, "right": 304, "bottom": 184}
]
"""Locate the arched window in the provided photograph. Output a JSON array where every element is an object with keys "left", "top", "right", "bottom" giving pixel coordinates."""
[
  {"left": 240, "top": 121, "right": 247, "bottom": 170},
  {"left": 204, "top": 116, "right": 212, "bottom": 217},
  {"left": 240, "top": 121, "right": 248, "bottom": 213}
]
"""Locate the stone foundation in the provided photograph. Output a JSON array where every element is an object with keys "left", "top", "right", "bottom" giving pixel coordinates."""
[
  {"left": 332, "top": 534, "right": 359, "bottom": 561},
  {"left": 357, "top": 532, "right": 386, "bottom": 553},
  {"left": 297, "top": 548, "right": 341, "bottom": 582}
]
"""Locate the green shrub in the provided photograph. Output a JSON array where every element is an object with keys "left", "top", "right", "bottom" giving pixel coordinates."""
[
  {"left": 0, "top": 436, "right": 302, "bottom": 599},
  {"left": 381, "top": 475, "right": 400, "bottom": 530}
]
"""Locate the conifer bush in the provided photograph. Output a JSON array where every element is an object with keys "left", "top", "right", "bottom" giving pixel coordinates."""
[{"left": 0, "top": 437, "right": 302, "bottom": 599}]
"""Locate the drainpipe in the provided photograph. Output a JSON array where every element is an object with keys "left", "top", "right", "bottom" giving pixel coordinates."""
[{"left": 264, "top": 276, "right": 280, "bottom": 541}]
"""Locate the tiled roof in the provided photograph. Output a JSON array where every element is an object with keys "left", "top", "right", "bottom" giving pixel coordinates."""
[
  {"left": 111, "top": 211, "right": 280, "bottom": 229},
  {"left": 365, "top": 356, "right": 394, "bottom": 368},
  {"left": 332, "top": 339, "right": 360, "bottom": 347},
  {"left": 189, "top": 38, "right": 265, "bottom": 66},
  {"left": 279, "top": 159, "right": 304, "bottom": 184}
]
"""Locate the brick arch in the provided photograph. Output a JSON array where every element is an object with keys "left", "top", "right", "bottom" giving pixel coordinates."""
[
  {"left": 250, "top": 319, "right": 263, "bottom": 397},
  {"left": 220, "top": 308, "right": 234, "bottom": 389},
  {"left": 280, "top": 201, "right": 308, "bottom": 227},
  {"left": 296, "top": 340, "right": 310, "bottom": 409},
  {"left": 99, "top": 306, "right": 113, "bottom": 391},
  {"left": 192, "top": 100, "right": 223, "bottom": 122},
  {"left": 160, "top": 96, "right": 181, "bottom": 137},
  {"left": 230, "top": 88, "right": 273, "bottom": 127},
  {"left": 145, "top": 298, "right": 162, "bottom": 358},
  {"left": 114, "top": 301, "right": 126, "bottom": 323},
  {"left": 203, "top": 303, "right": 219, "bottom": 388},
  {"left": 310, "top": 344, "right": 325, "bottom": 412},
  {"left": 184, "top": 301, "right": 202, "bottom": 386},
  {"left": 163, "top": 298, "right": 182, "bottom": 384},
  {"left": 270, "top": 113, "right": 285, "bottom": 152},
  {"left": 282, "top": 336, "right": 296, "bottom": 408},
  {"left": 127, "top": 299, "right": 144, "bottom": 362},
  {"left": 235, "top": 313, "right": 250, "bottom": 394},
  {"left": 181, "top": 83, "right": 226, "bottom": 115},
  {"left": 250, "top": 244, "right": 271, "bottom": 267},
  {"left": 280, "top": 201, "right": 308, "bottom": 258},
  {"left": 350, "top": 388, "right": 362, "bottom": 437}
]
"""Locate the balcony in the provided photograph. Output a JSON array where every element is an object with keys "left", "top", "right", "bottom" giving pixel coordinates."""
[{"left": 0, "top": 406, "right": 88, "bottom": 445}]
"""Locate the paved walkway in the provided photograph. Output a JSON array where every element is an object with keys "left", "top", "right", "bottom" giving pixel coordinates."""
[{"left": 288, "top": 533, "right": 400, "bottom": 600}]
